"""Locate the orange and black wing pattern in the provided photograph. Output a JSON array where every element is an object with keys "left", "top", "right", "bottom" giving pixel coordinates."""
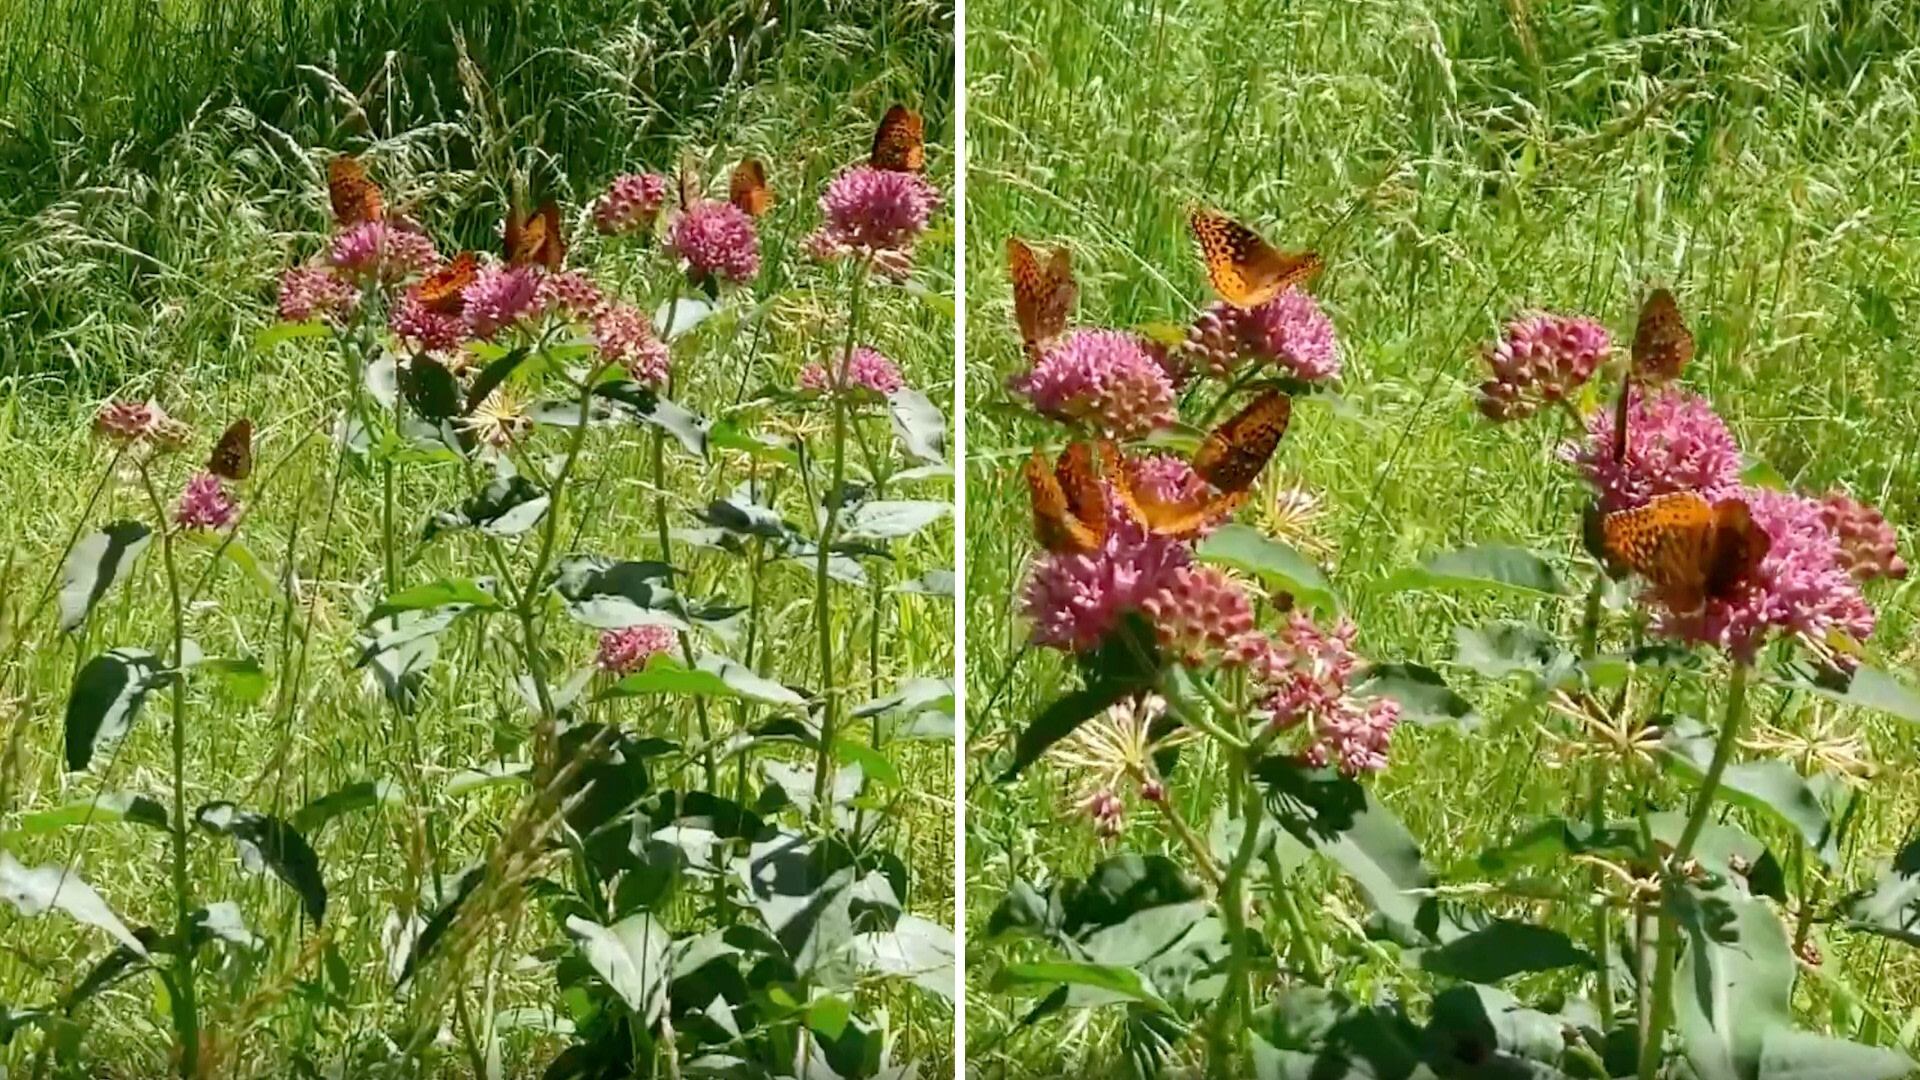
[
  {"left": 1632, "top": 287, "right": 1693, "bottom": 385},
  {"left": 327, "top": 155, "right": 383, "bottom": 227},
  {"left": 506, "top": 201, "right": 566, "bottom": 271},
  {"left": 1006, "top": 237, "right": 1077, "bottom": 360},
  {"left": 1101, "top": 442, "right": 1247, "bottom": 542},
  {"left": 1189, "top": 206, "right": 1321, "bottom": 309},
  {"left": 729, "top": 158, "right": 774, "bottom": 217},
  {"left": 207, "top": 418, "right": 253, "bottom": 482},
  {"left": 418, "top": 251, "right": 477, "bottom": 315},
  {"left": 870, "top": 105, "right": 926, "bottom": 173},
  {"left": 1025, "top": 443, "right": 1106, "bottom": 554},
  {"left": 1191, "top": 390, "right": 1292, "bottom": 494},
  {"left": 1601, "top": 491, "right": 1769, "bottom": 611}
]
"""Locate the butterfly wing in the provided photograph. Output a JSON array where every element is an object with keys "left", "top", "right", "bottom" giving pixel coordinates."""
[
  {"left": 1601, "top": 491, "right": 1717, "bottom": 611},
  {"left": 507, "top": 201, "right": 562, "bottom": 269},
  {"left": 1101, "top": 442, "right": 1239, "bottom": 540},
  {"left": 1704, "top": 498, "right": 1770, "bottom": 600},
  {"left": 1632, "top": 288, "right": 1693, "bottom": 384},
  {"left": 1191, "top": 390, "right": 1292, "bottom": 493},
  {"left": 678, "top": 151, "right": 703, "bottom": 209},
  {"left": 1188, "top": 207, "right": 1320, "bottom": 309},
  {"left": 1054, "top": 441, "right": 1106, "bottom": 542},
  {"left": 1026, "top": 447, "right": 1102, "bottom": 554},
  {"left": 535, "top": 200, "right": 565, "bottom": 270},
  {"left": 207, "top": 418, "right": 253, "bottom": 482},
  {"left": 729, "top": 158, "right": 774, "bottom": 217},
  {"left": 870, "top": 105, "right": 925, "bottom": 173},
  {"left": 1007, "top": 237, "right": 1077, "bottom": 357},
  {"left": 418, "top": 251, "right": 477, "bottom": 315},
  {"left": 327, "top": 155, "right": 382, "bottom": 227}
]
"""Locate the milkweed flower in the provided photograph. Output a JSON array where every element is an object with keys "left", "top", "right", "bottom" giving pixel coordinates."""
[
  {"left": 591, "top": 303, "right": 670, "bottom": 385},
  {"left": 539, "top": 271, "right": 605, "bottom": 322},
  {"left": 1185, "top": 290, "right": 1342, "bottom": 383},
  {"left": 670, "top": 201, "right": 760, "bottom": 285},
  {"left": 176, "top": 472, "right": 237, "bottom": 531},
  {"left": 328, "top": 221, "right": 437, "bottom": 283},
  {"left": 1010, "top": 328, "right": 1176, "bottom": 439},
  {"left": 593, "top": 173, "right": 668, "bottom": 236},
  {"left": 1821, "top": 491, "right": 1907, "bottom": 582},
  {"left": 389, "top": 290, "right": 466, "bottom": 354},
  {"left": 799, "top": 347, "right": 906, "bottom": 397},
  {"left": 1476, "top": 312, "right": 1611, "bottom": 421},
  {"left": 1051, "top": 694, "right": 1193, "bottom": 839},
  {"left": 804, "top": 228, "right": 916, "bottom": 279},
  {"left": 94, "top": 400, "right": 190, "bottom": 451},
  {"left": 595, "top": 624, "right": 677, "bottom": 675},
  {"left": 1022, "top": 522, "right": 1190, "bottom": 654},
  {"left": 809, "top": 166, "right": 941, "bottom": 256},
  {"left": 1142, "top": 565, "right": 1255, "bottom": 667},
  {"left": 461, "top": 265, "right": 545, "bottom": 340},
  {"left": 460, "top": 384, "right": 534, "bottom": 448},
  {"left": 1563, "top": 386, "right": 1744, "bottom": 513},
  {"left": 277, "top": 263, "right": 360, "bottom": 324},
  {"left": 1237, "top": 613, "right": 1399, "bottom": 775},
  {"left": 1646, "top": 486, "right": 1876, "bottom": 662}
]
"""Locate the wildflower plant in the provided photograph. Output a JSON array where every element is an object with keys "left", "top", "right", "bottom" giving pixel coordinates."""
[{"left": 10, "top": 108, "right": 954, "bottom": 1079}]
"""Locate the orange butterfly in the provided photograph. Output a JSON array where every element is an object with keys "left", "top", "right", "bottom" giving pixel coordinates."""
[
  {"left": 418, "top": 251, "right": 477, "bottom": 315},
  {"left": 729, "top": 158, "right": 774, "bottom": 217},
  {"left": 506, "top": 201, "right": 565, "bottom": 271},
  {"left": 1105, "top": 390, "right": 1292, "bottom": 539},
  {"left": 327, "top": 155, "right": 383, "bottom": 227},
  {"left": 1188, "top": 206, "right": 1321, "bottom": 309},
  {"left": 1025, "top": 443, "right": 1106, "bottom": 554},
  {"left": 1632, "top": 287, "right": 1693, "bottom": 385},
  {"left": 207, "top": 418, "right": 253, "bottom": 482},
  {"left": 678, "top": 151, "right": 703, "bottom": 210},
  {"left": 870, "top": 105, "right": 925, "bottom": 173},
  {"left": 1600, "top": 491, "right": 1770, "bottom": 612},
  {"left": 1006, "top": 237, "right": 1077, "bottom": 360}
]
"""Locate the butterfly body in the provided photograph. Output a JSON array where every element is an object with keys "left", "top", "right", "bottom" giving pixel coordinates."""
[
  {"left": 418, "top": 251, "right": 477, "bottom": 315},
  {"left": 729, "top": 158, "right": 774, "bottom": 217},
  {"left": 1006, "top": 237, "right": 1077, "bottom": 360},
  {"left": 871, "top": 105, "right": 925, "bottom": 173},
  {"left": 327, "top": 155, "right": 383, "bottom": 227},
  {"left": 1025, "top": 443, "right": 1106, "bottom": 554},
  {"left": 1189, "top": 207, "right": 1320, "bottom": 308},
  {"left": 1600, "top": 491, "right": 1769, "bottom": 612},
  {"left": 207, "top": 419, "right": 253, "bottom": 481},
  {"left": 1104, "top": 389, "right": 1291, "bottom": 539}
]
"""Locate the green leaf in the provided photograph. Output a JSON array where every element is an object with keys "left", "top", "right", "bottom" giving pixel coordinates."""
[
  {"left": 369, "top": 579, "right": 502, "bottom": 622},
  {"left": 550, "top": 557, "right": 685, "bottom": 630},
  {"left": 1250, "top": 987, "right": 1429, "bottom": 1080},
  {"left": 708, "top": 419, "right": 798, "bottom": 465},
  {"left": 1773, "top": 662, "right": 1920, "bottom": 725},
  {"left": 57, "top": 521, "right": 151, "bottom": 633},
  {"left": 1355, "top": 663, "right": 1478, "bottom": 727},
  {"left": 65, "top": 648, "right": 175, "bottom": 772},
  {"left": 887, "top": 388, "right": 947, "bottom": 464},
  {"left": 462, "top": 347, "right": 531, "bottom": 415},
  {"left": 991, "top": 961, "right": 1171, "bottom": 1013},
  {"left": 1426, "top": 984, "right": 1572, "bottom": 1072},
  {"left": 892, "top": 568, "right": 955, "bottom": 597},
  {"left": 566, "top": 912, "right": 673, "bottom": 1024},
  {"left": 1417, "top": 919, "right": 1593, "bottom": 983},
  {"left": 653, "top": 297, "right": 714, "bottom": 340},
  {"left": 19, "top": 791, "right": 169, "bottom": 833},
  {"left": 1253, "top": 757, "right": 1434, "bottom": 937},
  {"left": 1452, "top": 620, "right": 1576, "bottom": 688},
  {"left": 400, "top": 354, "right": 462, "bottom": 423},
  {"left": 1663, "top": 720, "right": 1839, "bottom": 866},
  {"left": 199, "top": 656, "right": 269, "bottom": 706},
  {"left": 0, "top": 851, "right": 146, "bottom": 955},
  {"left": 847, "top": 915, "right": 955, "bottom": 1000},
  {"left": 289, "top": 779, "right": 400, "bottom": 833},
  {"left": 1754, "top": 1031, "right": 1914, "bottom": 1080},
  {"left": 596, "top": 379, "right": 710, "bottom": 457},
  {"left": 1478, "top": 818, "right": 1643, "bottom": 875},
  {"left": 838, "top": 499, "right": 950, "bottom": 542},
  {"left": 1196, "top": 525, "right": 1337, "bottom": 612},
  {"left": 194, "top": 803, "right": 327, "bottom": 924},
  {"left": 1673, "top": 885, "right": 1795, "bottom": 1080},
  {"left": 598, "top": 653, "right": 805, "bottom": 710},
  {"left": 1000, "top": 616, "right": 1161, "bottom": 780},
  {"left": 1380, "top": 545, "right": 1566, "bottom": 596},
  {"left": 255, "top": 319, "right": 330, "bottom": 349},
  {"left": 425, "top": 474, "right": 549, "bottom": 539},
  {"left": 1836, "top": 835, "right": 1920, "bottom": 947}
]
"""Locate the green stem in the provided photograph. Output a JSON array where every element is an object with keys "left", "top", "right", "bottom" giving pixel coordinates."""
[
  {"left": 138, "top": 464, "right": 197, "bottom": 1078},
  {"left": 811, "top": 254, "right": 873, "bottom": 817},
  {"left": 1576, "top": 578, "right": 1615, "bottom": 1027},
  {"left": 1267, "top": 849, "right": 1323, "bottom": 983},
  {"left": 1639, "top": 662, "right": 1751, "bottom": 1079},
  {"left": 1211, "top": 763, "right": 1265, "bottom": 1074}
]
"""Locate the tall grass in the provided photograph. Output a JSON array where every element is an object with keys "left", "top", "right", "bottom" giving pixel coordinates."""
[{"left": 965, "top": 0, "right": 1920, "bottom": 1071}]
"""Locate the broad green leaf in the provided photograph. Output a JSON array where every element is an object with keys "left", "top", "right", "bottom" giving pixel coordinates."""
[
  {"left": 599, "top": 653, "right": 804, "bottom": 709},
  {"left": 1250, "top": 987, "right": 1429, "bottom": 1080},
  {"left": 892, "top": 569, "right": 955, "bottom": 597},
  {"left": 1355, "top": 663, "right": 1478, "bottom": 727},
  {"left": 1663, "top": 720, "right": 1839, "bottom": 866},
  {"left": 424, "top": 475, "right": 548, "bottom": 539},
  {"left": 1754, "top": 1031, "right": 1913, "bottom": 1080},
  {"left": 566, "top": 912, "right": 673, "bottom": 1024},
  {"left": 0, "top": 851, "right": 146, "bottom": 955},
  {"left": 1836, "top": 835, "right": 1920, "bottom": 947},
  {"left": 1426, "top": 984, "right": 1570, "bottom": 1071},
  {"left": 462, "top": 347, "right": 531, "bottom": 415},
  {"left": 551, "top": 557, "right": 686, "bottom": 630},
  {"left": 1452, "top": 620, "right": 1575, "bottom": 687},
  {"left": 256, "top": 319, "right": 331, "bottom": 348},
  {"left": 369, "top": 579, "right": 502, "bottom": 622},
  {"left": 834, "top": 740, "right": 900, "bottom": 787},
  {"left": 1001, "top": 616, "right": 1161, "bottom": 780},
  {"left": 707, "top": 419, "right": 798, "bottom": 465},
  {"left": 597, "top": 379, "right": 710, "bottom": 457},
  {"left": 653, "top": 297, "right": 714, "bottom": 340},
  {"left": 1196, "top": 525, "right": 1337, "bottom": 612},
  {"left": 289, "top": 779, "right": 401, "bottom": 833},
  {"left": 400, "top": 864, "right": 485, "bottom": 984},
  {"left": 1417, "top": 919, "right": 1593, "bottom": 983},
  {"left": 991, "top": 961, "right": 1171, "bottom": 1013},
  {"left": 194, "top": 802, "right": 326, "bottom": 924},
  {"left": 19, "top": 791, "right": 168, "bottom": 833},
  {"left": 838, "top": 499, "right": 950, "bottom": 542},
  {"left": 199, "top": 656, "right": 269, "bottom": 706},
  {"left": 65, "top": 648, "right": 174, "bottom": 772},
  {"left": 57, "top": 521, "right": 151, "bottom": 633},
  {"left": 847, "top": 915, "right": 954, "bottom": 1000},
  {"left": 887, "top": 388, "right": 947, "bottom": 464},
  {"left": 1253, "top": 757, "right": 1433, "bottom": 937},
  {"left": 1674, "top": 885, "right": 1795, "bottom": 1080},
  {"left": 1380, "top": 545, "right": 1566, "bottom": 596},
  {"left": 1773, "top": 662, "right": 1920, "bottom": 725},
  {"left": 1478, "top": 818, "right": 1642, "bottom": 875}
]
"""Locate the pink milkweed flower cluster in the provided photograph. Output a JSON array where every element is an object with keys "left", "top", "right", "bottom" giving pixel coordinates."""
[
  {"left": 595, "top": 625, "right": 677, "bottom": 675},
  {"left": 799, "top": 347, "right": 906, "bottom": 398},
  {"left": 461, "top": 264, "right": 546, "bottom": 341},
  {"left": 94, "top": 399, "right": 190, "bottom": 451},
  {"left": 389, "top": 289, "right": 466, "bottom": 354},
  {"left": 1562, "top": 385, "right": 1745, "bottom": 514},
  {"left": 670, "top": 201, "right": 761, "bottom": 285},
  {"left": 1477, "top": 312, "right": 1612, "bottom": 421},
  {"left": 175, "top": 472, "right": 238, "bottom": 531},
  {"left": 1822, "top": 492, "right": 1907, "bottom": 582},
  {"left": 278, "top": 263, "right": 362, "bottom": 325},
  {"left": 591, "top": 303, "right": 671, "bottom": 385},
  {"left": 328, "top": 220, "right": 438, "bottom": 283},
  {"left": 593, "top": 173, "right": 668, "bottom": 236},
  {"left": 539, "top": 271, "right": 606, "bottom": 322},
  {"left": 1234, "top": 612, "right": 1400, "bottom": 775},
  {"left": 1141, "top": 565, "right": 1255, "bottom": 667},
  {"left": 1009, "top": 328, "right": 1176, "bottom": 439},
  {"left": 1021, "top": 499, "right": 1192, "bottom": 654},
  {"left": 1185, "top": 290, "right": 1342, "bottom": 383},
  {"left": 807, "top": 166, "right": 941, "bottom": 258}
]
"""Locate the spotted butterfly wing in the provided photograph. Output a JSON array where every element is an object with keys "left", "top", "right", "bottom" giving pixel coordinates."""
[
  {"left": 1025, "top": 443, "right": 1105, "bottom": 554},
  {"left": 1188, "top": 207, "right": 1321, "bottom": 309},
  {"left": 1191, "top": 390, "right": 1291, "bottom": 493},
  {"left": 507, "top": 201, "right": 565, "bottom": 271},
  {"left": 1101, "top": 442, "right": 1246, "bottom": 541},
  {"left": 1006, "top": 237, "right": 1077, "bottom": 360},
  {"left": 418, "top": 251, "right": 477, "bottom": 315},
  {"left": 1600, "top": 491, "right": 1769, "bottom": 612},
  {"left": 327, "top": 155, "right": 382, "bottom": 227},
  {"left": 207, "top": 419, "right": 253, "bottom": 482},
  {"left": 870, "top": 105, "right": 925, "bottom": 173},
  {"left": 729, "top": 158, "right": 774, "bottom": 217},
  {"left": 1632, "top": 287, "right": 1693, "bottom": 385}
]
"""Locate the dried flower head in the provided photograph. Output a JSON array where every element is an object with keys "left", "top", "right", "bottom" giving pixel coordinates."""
[
  {"left": 1009, "top": 328, "right": 1176, "bottom": 440},
  {"left": 1476, "top": 312, "right": 1612, "bottom": 421},
  {"left": 1051, "top": 694, "right": 1194, "bottom": 838},
  {"left": 460, "top": 383, "right": 534, "bottom": 448}
]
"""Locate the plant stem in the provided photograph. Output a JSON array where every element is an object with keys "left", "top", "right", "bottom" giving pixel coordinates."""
[
  {"left": 1638, "top": 662, "right": 1751, "bottom": 1079},
  {"left": 811, "top": 254, "right": 873, "bottom": 817},
  {"left": 1575, "top": 578, "right": 1615, "bottom": 1027},
  {"left": 1210, "top": 761, "right": 1265, "bottom": 1075},
  {"left": 1266, "top": 849, "right": 1323, "bottom": 983},
  {"left": 138, "top": 464, "right": 197, "bottom": 1079}
]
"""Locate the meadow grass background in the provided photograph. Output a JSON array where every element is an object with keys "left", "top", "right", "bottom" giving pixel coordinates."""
[
  {"left": 0, "top": 0, "right": 956, "bottom": 1074},
  {"left": 964, "top": 0, "right": 1920, "bottom": 1071}
]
